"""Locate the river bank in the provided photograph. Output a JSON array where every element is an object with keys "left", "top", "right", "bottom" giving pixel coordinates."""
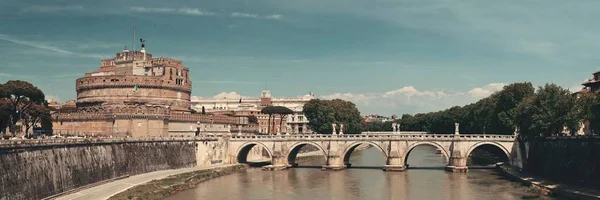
[
  {"left": 107, "top": 148, "right": 339, "bottom": 200},
  {"left": 497, "top": 165, "right": 600, "bottom": 199},
  {"left": 108, "top": 165, "right": 246, "bottom": 200}
]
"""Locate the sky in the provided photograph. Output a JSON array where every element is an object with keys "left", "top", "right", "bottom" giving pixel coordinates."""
[{"left": 1, "top": 0, "right": 599, "bottom": 116}]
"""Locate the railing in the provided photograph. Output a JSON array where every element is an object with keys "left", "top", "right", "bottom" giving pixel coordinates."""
[
  {"left": 229, "top": 133, "right": 515, "bottom": 140},
  {"left": 0, "top": 136, "right": 222, "bottom": 149}
]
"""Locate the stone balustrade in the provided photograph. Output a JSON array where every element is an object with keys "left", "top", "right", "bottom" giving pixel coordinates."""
[
  {"left": 229, "top": 133, "right": 515, "bottom": 141},
  {"left": 0, "top": 136, "right": 220, "bottom": 149}
]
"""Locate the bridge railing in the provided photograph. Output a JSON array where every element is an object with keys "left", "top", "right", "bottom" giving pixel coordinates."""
[
  {"left": 229, "top": 133, "right": 515, "bottom": 140},
  {"left": 0, "top": 136, "right": 222, "bottom": 149}
]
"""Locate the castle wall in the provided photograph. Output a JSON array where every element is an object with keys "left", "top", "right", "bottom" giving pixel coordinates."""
[
  {"left": 76, "top": 75, "right": 191, "bottom": 112},
  {"left": 52, "top": 119, "right": 112, "bottom": 136},
  {"left": 51, "top": 113, "right": 241, "bottom": 137}
]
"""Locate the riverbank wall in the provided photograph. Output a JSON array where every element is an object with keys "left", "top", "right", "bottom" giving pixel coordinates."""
[
  {"left": 0, "top": 137, "right": 322, "bottom": 200},
  {"left": 0, "top": 138, "right": 229, "bottom": 200},
  {"left": 515, "top": 137, "right": 600, "bottom": 190},
  {"left": 497, "top": 165, "right": 600, "bottom": 199}
]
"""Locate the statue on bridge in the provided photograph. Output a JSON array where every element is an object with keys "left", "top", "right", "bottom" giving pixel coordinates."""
[
  {"left": 286, "top": 124, "right": 291, "bottom": 135},
  {"left": 332, "top": 123, "right": 337, "bottom": 135},
  {"left": 392, "top": 123, "right": 397, "bottom": 132},
  {"left": 455, "top": 123, "right": 460, "bottom": 135},
  {"left": 339, "top": 124, "right": 344, "bottom": 135}
]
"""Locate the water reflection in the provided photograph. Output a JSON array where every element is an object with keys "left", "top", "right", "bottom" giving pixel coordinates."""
[{"left": 167, "top": 146, "right": 553, "bottom": 200}]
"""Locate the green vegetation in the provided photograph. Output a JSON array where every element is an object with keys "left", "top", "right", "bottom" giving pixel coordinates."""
[
  {"left": 303, "top": 99, "right": 363, "bottom": 134},
  {"left": 309, "top": 82, "right": 596, "bottom": 139},
  {"left": 397, "top": 82, "right": 590, "bottom": 139},
  {"left": 261, "top": 106, "right": 294, "bottom": 134},
  {"left": 108, "top": 165, "right": 246, "bottom": 200},
  {"left": 0, "top": 80, "right": 51, "bottom": 137}
]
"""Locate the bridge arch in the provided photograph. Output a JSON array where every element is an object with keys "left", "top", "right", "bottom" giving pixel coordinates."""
[
  {"left": 286, "top": 142, "right": 328, "bottom": 165},
  {"left": 404, "top": 141, "right": 450, "bottom": 165},
  {"left": 236, "top": 142, "right": 273, "bottom": 163},
  {"left": 343, "top": 141, "right": 388, "bottom": 165},
  {"left": 465, "top": 141, "right": 510, "bottom": 164}
]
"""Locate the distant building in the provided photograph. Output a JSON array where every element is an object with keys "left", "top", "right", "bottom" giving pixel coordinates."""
[
  {"left": 364, "top": 114, "right": 395, "bottom": 123},
  {"left": 572, "top": 71, "right": 600, "bottom": 135},
  {"left": 191, "top": 90, "right": 315, "bottom": 134}
]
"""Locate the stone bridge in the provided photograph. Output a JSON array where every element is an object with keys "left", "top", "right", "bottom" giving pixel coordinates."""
[{"left": 228, "top": 132, "right": 516, "bottom": 172}]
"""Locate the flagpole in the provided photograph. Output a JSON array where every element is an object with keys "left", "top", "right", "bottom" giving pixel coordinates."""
[{"left": 133, "top": 24, "right": 136, "bottom": 52}]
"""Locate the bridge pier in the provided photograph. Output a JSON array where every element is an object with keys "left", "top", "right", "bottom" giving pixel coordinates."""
[
  {"left": 383, "top": 156, "right": 406, "bottom": 171},
  {"left": 322, "top": 155, "right": 346, "bottom": 171},
  {"left": 445, "top": 152, "right": 468, "bottom": 173},
  {"left": 262, "top": 156, "right": 289, "bottom": 171}
]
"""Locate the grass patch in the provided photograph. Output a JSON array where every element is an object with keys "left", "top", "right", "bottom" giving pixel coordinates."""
[{"left": 108, "top": 165, "right": 246, "bottom": 200}]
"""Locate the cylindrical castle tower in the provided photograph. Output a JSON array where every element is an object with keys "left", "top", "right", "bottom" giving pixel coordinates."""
[{"left": 75, "top": 44, "right": 192, "bottom": 113}]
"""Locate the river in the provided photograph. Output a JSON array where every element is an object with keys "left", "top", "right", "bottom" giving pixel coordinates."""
[{"left": 167, "top": 146, "right": 554, "bottom": 200}]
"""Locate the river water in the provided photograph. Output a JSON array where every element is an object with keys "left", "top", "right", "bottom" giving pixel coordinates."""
[{"left": 167, "top": 146, "right": 553, "bottom": 200}]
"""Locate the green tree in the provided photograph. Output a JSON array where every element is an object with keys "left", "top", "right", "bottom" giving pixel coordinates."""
[
  {"left": 516, "top": 84, "right": 579, "bottom": 139},
  {"left": 578, "top": 92, "right": 600, "bottom": 135},
  {"left": 495, "top": 82, "right": 535, "bottom": 133},
  {"left": 274, "top": 106, "right": 294, "bottom": 133},
  {"left": 22, "top": 101, "right": 50, "bottom": 138},
  {"left": 0, "top": 98, "right": 12, "bottom": 136},
  {"left": 261, "top": 106, "right": 277, "bottom": 134},
  {"left": 261, "top": 106, "right": 295, "bottom": 134},
  {"left": 303, "top": 99, "right": 363, "bottom": 134},
  {"left": 1, "top": 80, "right": 45, "bottom": 132}
]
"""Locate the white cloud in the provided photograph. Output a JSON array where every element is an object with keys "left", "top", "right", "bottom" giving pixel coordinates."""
[
  {"left": 231, "top": 12, "right": 258, "bottom": 18},
  {"left": 322, "top": 83, "right": 507, "bottom": 115},
  {"left": 129, "top": 7, "right": 215, "bottom": 16},
  {"left": 467, "top": 83, "right": 506, "bottom": 98},
  {"left": 129, "top": 7, "right": 280, "bottom": 19},
  {"left": 177, "top": 7, "right": 215, "bottom": 16},
  {"left": 231, "top": 12, "right": 283, "bottom": 20},
  {"left": 265, "top": 14, "right": 283, "bottom": 20},
  {"left": 195, "top": 80, "right": 261, "bottom": 85},
  {"left": 382, "top": 86, "right": 448, "bottom": 98},
  {"left": 45, "top": 95, "right": 62, "bottom": 103},
  {"left": 22, "top": 5, "right": 84, "bottom": 13},
  {"left": 192, "top": 92, "right": 250, "bottom": 100},
  {"left": 0, "top": 34, "right": 105, "bottom": 59}
]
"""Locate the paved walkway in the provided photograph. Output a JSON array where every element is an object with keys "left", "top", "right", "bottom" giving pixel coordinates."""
[
  {"left": 55, "top": 151, "right": 324, "bottom": 200},
  {"left": 56, "top": 164, "right": 235, "bottom": 200}
]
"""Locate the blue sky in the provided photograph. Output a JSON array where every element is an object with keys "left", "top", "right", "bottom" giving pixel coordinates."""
[{"left": 0, "top": 0, "right": 598, "bottom": 116}]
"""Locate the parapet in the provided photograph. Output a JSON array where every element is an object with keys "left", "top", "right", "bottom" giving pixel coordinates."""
[
  {"left": 168, "top": 113, "right": 242, "bottom": 124},
  {"left": 75, "top": 75, "right": 191, "bottom": 92}
]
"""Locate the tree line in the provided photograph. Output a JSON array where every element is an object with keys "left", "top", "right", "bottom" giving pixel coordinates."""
[
  {"left": 0, "top": 80, "right": 52, "bottom": 138},
  {"left": 303, "top": 82, "right": 600, "bottom": 139}
]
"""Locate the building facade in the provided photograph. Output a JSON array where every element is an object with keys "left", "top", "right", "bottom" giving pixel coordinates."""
[
  {"left": 572, "top": 71, "right": 600, "bottom": 135},
  {"left": 52, "top": 42, "right": 247, "bottom": 137},
  {"left": 191, "top": 90, "right": 315, "bottom": 134}
]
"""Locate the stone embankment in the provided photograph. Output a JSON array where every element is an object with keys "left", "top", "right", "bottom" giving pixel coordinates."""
[
  {"left": 108, "top": 165, "right": 247, "bottom": 200},
  {"left": 0, "top": 138, "right": 208, "bottom": 200},
  {"left": 497, "top": 165, "right": 600, "bottom": 199}
]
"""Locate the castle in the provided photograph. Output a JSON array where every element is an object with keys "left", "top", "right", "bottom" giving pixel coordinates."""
[{"left": 51, "top": 40, "right": 249, "bottom": 137}]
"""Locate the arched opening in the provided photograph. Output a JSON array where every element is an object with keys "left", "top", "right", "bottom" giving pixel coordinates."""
[
  {"left": 286, "top": 142, "right": 327, "bottom": 168},
  {"left": 343, "top": 142, "right": 387, "bottom": 168},
  {"left": 466, "top": 143, "right": 509, "bottom": 167},
  {"left": 404, "top": 143, "right": 449, "bottom": 169},
  {"left": 236, "top": 143, "right": 272, "bottom": 167}
]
